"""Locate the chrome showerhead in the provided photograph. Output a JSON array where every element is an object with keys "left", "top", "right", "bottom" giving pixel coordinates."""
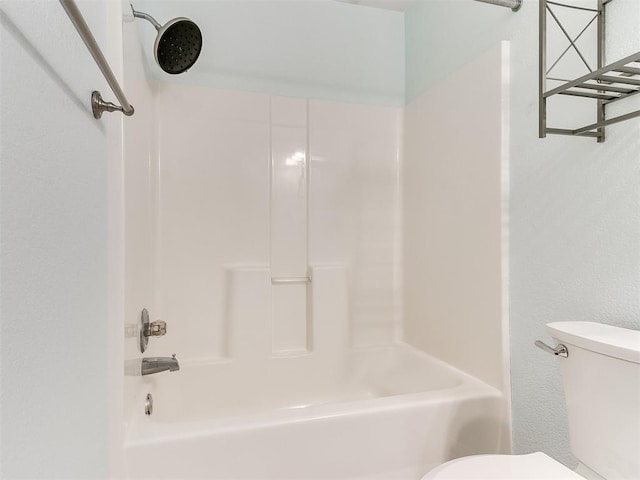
[{"left": 132, "top": 6, "right": 202, "bottom": 75}]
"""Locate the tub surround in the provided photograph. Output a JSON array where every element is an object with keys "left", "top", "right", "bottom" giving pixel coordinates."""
[
  {"left": 270, "top": 96, "right": 309, "bottom": 354},
  {"left": 122, "top": 2, "right": 156, "bottom": 428},
  {"left": 121, "top": 2, "right": 509, "bottom": 478},
  {"left": 147, "top": 84, "right": 402, "bottom": 364},
  {"left": 403, "top": 43, "right": 510, "bottom": 396}
]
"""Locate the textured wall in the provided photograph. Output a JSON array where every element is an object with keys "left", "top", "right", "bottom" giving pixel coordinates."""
[
  {"left": 405, "top": 0, "right": 640, "bottom": 467},
  {"left": 0, "top": 0, "right": 117, "bottom": 476}
]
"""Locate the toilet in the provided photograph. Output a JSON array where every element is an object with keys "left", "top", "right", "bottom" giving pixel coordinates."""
[{"left": 423, "top": 321, "right": 640, "bottom": 480}]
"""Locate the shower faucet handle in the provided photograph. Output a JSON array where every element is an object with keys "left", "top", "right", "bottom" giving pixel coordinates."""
[
  {"left": 146, "top": 320, "right": 167, "bottom": 337},
  {"left": 139, "top": 309, "right": 168, "bottom": 353}
]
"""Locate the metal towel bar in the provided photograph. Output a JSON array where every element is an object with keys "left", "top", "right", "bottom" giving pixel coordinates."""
[{"left": 59, "top": 0, "right": 134, "bottom": 119}]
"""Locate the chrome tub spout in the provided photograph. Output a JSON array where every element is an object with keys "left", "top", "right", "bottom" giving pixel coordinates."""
[{"left": 141, "top": 354, "right": 180, "bottom": 376}]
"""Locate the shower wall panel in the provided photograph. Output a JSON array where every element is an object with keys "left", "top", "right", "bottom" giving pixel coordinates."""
[
  {"left": 154, "top": 86, "right": 271, "bottom": 361},
  {"left": 403, "top": 43, "right": 508, "bottom": 393},
  {"left": 122, "top": 10, "right": 156, "bottom": 426},
  {"left": 153, "top": 84, "right": 401, "bottom": 361},
  {"left": 270, "top": 97, "right": 309, "bottom": 354},
  {"left": 309, "top": 101, "right": 402, "bottom": 347}
]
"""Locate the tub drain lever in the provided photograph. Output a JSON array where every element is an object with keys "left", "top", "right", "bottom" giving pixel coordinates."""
[{"left": 535, "top": 340, "right": 568, "bottom": 358}]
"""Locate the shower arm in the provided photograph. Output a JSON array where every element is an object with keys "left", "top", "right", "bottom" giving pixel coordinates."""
[
  {"left": 474, "top": 0, "right": 522, "bottom": 12},
  {"left": 131, "top": 7, "right": 162, "bottom": 30}
]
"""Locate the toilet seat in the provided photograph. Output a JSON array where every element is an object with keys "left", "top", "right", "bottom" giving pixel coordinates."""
[{"left": 422, "top": 452, "right": 586, "bottom": 479}]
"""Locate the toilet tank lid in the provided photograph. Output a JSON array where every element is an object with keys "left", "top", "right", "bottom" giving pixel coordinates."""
[{"left": 546, "top": 322, "right": 640, "bottom": 364}]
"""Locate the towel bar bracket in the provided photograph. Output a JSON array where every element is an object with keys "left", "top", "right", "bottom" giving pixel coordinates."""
[{"left": 92, "top": 91, "right": 135, "bottom": 119}]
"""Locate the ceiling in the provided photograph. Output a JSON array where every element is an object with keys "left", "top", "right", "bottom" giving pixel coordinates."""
[{"left": 334, "top": 0, "right": 416, "bottom": 12}]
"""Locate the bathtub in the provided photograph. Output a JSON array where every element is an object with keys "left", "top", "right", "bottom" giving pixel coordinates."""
[{"left": 124, "top": 343, "right": 507, "bottom": 479}]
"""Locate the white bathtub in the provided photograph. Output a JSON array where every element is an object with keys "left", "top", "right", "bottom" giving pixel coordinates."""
[{"left": 125, "top": 343, "right": 507, "bottom": 479}]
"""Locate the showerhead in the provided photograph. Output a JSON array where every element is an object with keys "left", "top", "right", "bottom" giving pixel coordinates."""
[
  {"left": 132, "top": 6, "right": 202, "bottom": 75},
  {"left": 154, "top": 18, "right": 202, "bottom": 74}
]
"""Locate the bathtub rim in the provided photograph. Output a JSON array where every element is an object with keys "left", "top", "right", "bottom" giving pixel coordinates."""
[{"left": 125, "top": 342, "right": 503, "bottom": 448}]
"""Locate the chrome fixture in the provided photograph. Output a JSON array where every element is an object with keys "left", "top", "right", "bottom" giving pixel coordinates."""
[
  {"left": 271, "top": 276, "right": 312, "bottom": 285},
  {"left": 90, "top": 91, "right": 131, "bottom": 119},
  {"left": 59, "top": 0, "right": 134, "bottom": 118},
  {"left": 147, "top": 320, "right": 167, "bottom": 337},
  {"left": 145, "top": 393, "right": 153, "bottom": 416},
  {"left": 535, "top": 340, "right": 569, "bottom": 358},
  {"left": 141, "top": 354, "right": 180, "bottom": 376},
  {"left": 131, "top": 4, "right": 203, "bottom": 75},
  {"left": 474, "top": 0, "right": 521, "bottom": 12},
  {"left": 139, "top": 308, "right": 167, "bottom": 353}
]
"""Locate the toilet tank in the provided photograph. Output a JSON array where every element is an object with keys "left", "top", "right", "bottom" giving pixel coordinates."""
[{"left": 546, "top": 322, "right": 640, "bottom": 480}]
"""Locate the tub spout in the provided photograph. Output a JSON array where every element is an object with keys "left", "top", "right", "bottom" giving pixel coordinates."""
[{"left": 141, "top": 354, "right": 180, "bottom": 376}]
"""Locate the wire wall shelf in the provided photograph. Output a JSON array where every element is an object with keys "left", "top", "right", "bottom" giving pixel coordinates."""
[{"left": 539, "top": 0, "right": 640, "bottom": 142}]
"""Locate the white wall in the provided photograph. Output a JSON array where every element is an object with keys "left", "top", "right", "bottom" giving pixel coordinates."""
[
  {"left": 0, "top": 0, "right": 122, "bottom": 476},
  {"left": 133, "top": 0, "right": 405, "bottom": 106},
  {"left": 405, "top": 0, "right": 640, "bottom": 466},
  {"left": 149, "top": 83, "right": 401, "bottom": 362}
]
